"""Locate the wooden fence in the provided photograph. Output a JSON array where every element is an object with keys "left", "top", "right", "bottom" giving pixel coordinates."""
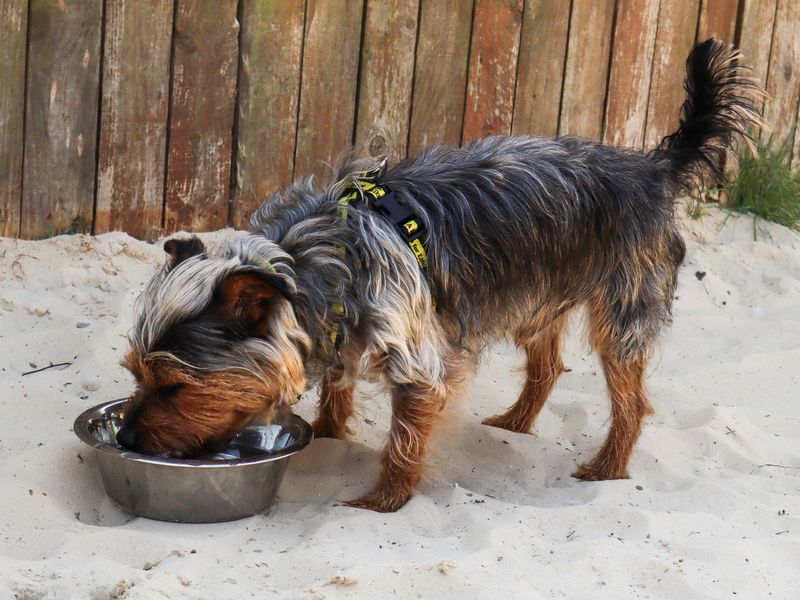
[{"left": 1, "top": 0, "right": 798, "bottom": 240}]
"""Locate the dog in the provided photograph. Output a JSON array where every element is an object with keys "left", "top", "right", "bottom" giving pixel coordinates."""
[{"left": 117, "top": 40, "right": 762, "bottom": 512}]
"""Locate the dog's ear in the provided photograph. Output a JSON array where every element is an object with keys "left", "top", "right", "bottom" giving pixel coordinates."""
[
  {"left": 164, "top": 237, "right": 206, "bottom": 268},
  {"left": 215, "top": 271, "right": 293, "bottom": 332}
]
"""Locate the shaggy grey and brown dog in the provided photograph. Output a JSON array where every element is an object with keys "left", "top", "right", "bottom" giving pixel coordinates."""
[{"left": 117, "top": 40, "right": 762, "bottom": 512}]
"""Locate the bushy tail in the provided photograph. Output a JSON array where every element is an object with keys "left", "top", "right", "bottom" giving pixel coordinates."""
[{"left": 651, "top": 38, "right": 764, "bottom": 191}]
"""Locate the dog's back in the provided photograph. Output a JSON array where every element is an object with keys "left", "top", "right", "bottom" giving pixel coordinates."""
[
  {"left": 380, "top": 136, "right": 678, "bottom": 339},
  {"left": 370, "top": 39, "right": 760, "bottom": 351}
]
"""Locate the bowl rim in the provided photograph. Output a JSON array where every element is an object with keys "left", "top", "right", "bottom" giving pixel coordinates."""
[{"left": 74, "top": 398, "right": 313, "bottom": 469}]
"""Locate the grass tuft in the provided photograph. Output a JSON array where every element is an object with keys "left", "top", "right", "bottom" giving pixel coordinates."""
[
  {"left": 724, "top": 134, "right": 800, "bottom": 233},
  {"left": 685, "top": 195, "right": 708, "bottom": 220}
]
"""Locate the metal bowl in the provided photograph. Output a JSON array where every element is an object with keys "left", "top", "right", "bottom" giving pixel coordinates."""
[{"left": 74, "top": 399, "right": 313, "bottom": 523}]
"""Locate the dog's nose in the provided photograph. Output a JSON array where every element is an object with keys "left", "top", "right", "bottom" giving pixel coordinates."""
[{"left": 116, "top": 422, "right": 138, "bottom": 450}]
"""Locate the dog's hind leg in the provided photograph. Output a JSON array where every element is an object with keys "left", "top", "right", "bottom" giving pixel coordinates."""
[
  {"left": 572, "top": 295, "right": 658, "bottom": 481},
  {"left": 483, "top": 313, "right": 568, "bottom": 434},
  {"left": 573, "top": 230, "right": 682, "bottom": 480},
  {"left": 312, "top": 367, "right": 355, "bottom": 439}
]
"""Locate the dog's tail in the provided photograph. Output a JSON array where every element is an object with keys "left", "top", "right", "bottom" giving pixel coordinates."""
[{"left": 650, "top": 38, "right": 764, "bottom": 191}]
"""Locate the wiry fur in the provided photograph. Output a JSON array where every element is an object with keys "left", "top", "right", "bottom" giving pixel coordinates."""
[
  {"left": 651, "top": 38, "right": 764, "bottom": 188},
  {"left": 119, "top": 39, "right": 762, "bottom": 511}
]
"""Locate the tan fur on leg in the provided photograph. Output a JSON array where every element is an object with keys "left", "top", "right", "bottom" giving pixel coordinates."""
[
  {"left": 573, "top": 303, "right": 654, "bottom": 480},
  {"left": 572, "top": 355, "right": 652, "bottom": 480},
  {"left": 483, "top": 314, "right": 568, "bottom": 433},
  {"left": 346, "top": 381, "right": 446, "bottom": 512},
  {"left": 312, "top": 368, "right": 355, "bottom": 439}
]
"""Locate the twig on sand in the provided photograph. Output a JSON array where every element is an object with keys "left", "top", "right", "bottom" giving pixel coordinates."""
[
  {"left": 749, "top": 463, "right": 800, "bottom": 475},
  {"left": 21, "top": 361, "right": 73, "bottom": 376}
]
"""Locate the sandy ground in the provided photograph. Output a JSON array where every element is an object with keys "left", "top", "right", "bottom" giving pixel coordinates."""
[{"left": 1, "top": 207, "right": 798, "bottom": 599}]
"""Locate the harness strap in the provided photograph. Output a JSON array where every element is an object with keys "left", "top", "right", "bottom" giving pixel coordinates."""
[
  {"left": 329, "top": 176, "right": 433, "bottom": 352},
  {"left": 340, "top": 179, "right": 430, "bottom": 273}
]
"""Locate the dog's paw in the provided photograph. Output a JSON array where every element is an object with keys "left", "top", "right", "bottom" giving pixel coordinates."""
[
  {"left": 344, "top": 490, "right": 411, "bottom": 513},
  {"left": 481, "top": 414, "right": 531, "bottom": 434},
  {"left": 311, "top": 419, "right": 345, "bottom": 440},
  {"left": 572, "top": 462, "right": 629, "bottom": 481}
]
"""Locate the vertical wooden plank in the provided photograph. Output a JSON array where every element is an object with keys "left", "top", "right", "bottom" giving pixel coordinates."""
[
  {"left": 0, "top": 0, "right": 28, "bottom": 238},
  {"left": 164, "top": 2, "right": 238, "bottom": 234},
  {"left": 462, "top": 0, "right": 523, "bottom": 142},
  {"left": 355, "top": 0, "right": 419, "bottom": 162},
  {"left": 407, "top": 0, "right": 472, "bottom": 157},
  {"left": 762, "top": 0, "right": 800, "bottom": 150},
  {"left": 697, "top": 0, "right": 743, "bottom": 174},
  {"left": 233, "top": 0, "right": 304, "bottom": 229},
  {"left": 644, "top": 0, "right": 701, "bottom": 150},
  {"left": 696, "top": 0, "right": 738, "bottom": 42},
  {"left": 738, "top": 0, "right": 777, "bottom": 90},
  {"left": 604, "top": 0, "right": 660, "bottom": 149},
  {"left": 559, "top": 0, "right": 615, "bottom": 140},
  {"left": 737, "top": 0, "right": 777, "bottom": 143},
  {"left": 95, "top": 0, "right": 173, "bottom": 240},
  {"left": 510, "top": 0, "right": 570, "bottom": 138},
  {"left": 20, "top": 0, "right": 102, "bottom": 238},
  {"left": 294, "top": 0, "right": 363, "bottom": 180}
]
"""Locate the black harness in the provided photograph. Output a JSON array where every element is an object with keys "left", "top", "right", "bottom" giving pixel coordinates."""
[
  {"left": 328, "top": 172, "right": 433, "bottom": 352},
  {"left": 338, "top": 178, "right": 429, "bottom": 272}
]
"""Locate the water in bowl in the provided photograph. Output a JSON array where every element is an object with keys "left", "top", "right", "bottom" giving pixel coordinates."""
[{"left": 86, "top": 412, "right": 298, "bottom": 460}]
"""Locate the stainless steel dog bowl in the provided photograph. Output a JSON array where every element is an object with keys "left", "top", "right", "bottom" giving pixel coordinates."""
[{"left": 74, "top": 399, "right": 312, "bottom": 523}]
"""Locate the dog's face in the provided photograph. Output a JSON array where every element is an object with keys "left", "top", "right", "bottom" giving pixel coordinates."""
[{"left": 117, "top": 237, "right": 308, "bottom": 457}]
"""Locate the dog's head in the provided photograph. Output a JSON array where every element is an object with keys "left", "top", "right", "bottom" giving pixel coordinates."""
[{"left": 117, "top": 236, "right": 310, "bottom": 456}]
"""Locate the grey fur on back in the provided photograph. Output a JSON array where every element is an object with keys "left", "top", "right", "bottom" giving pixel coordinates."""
[{"left": 249, "top": 135, "right": 684, "bottom": 364}]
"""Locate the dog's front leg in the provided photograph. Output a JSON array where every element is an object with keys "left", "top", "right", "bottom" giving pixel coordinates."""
[
  {"left": 312, "top": 367, "right": 355, "bottom": 439},
  {"left": 345, "top": 380, "right": 445, "bottom": 512}
]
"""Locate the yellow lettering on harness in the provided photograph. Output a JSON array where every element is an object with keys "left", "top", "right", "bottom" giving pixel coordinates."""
[{"left": 408, "top": 239, "right": 427, "bottom": 269}]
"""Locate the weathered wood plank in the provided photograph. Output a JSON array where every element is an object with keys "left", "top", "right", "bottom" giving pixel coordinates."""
[
  {"left": 604, "top": 0, "right": 660, "bottom": 149},
  {"left": 407, "top": 0, "right": 472, "bottom": 157},
  {"left": 164, "top": 1, "right": 238, "bottom": 234},
  {"left": 738, "top": 0, "right": 777, "bottom": 144},
  {"left": 511, "top": 0, "right": 570, "bottom": 138},
  {"left": 738, "top": 0, "right": 777, "bottom": 90},
  {"left": 233, "top": 0, "right": 305, "bottom": 229},
  {"left": 559, "top": 0, "right": 615, "bottom": 139},
  {"left": 294, "top": 0, "right": 364, "bottom": 181},
  {"left": 763, "top": 0, "right": 800, "bottom": 152},
  {"left": 95, "top": 0, "right": 173, "bottom": 240},
  {"left": 355, "top": 0, "right": 419, "bottom": 162},
  {"left": 644, "top": 0, "right": 701, "bottom": 150},
  {"left": 697, "top": 0, "right": 744, "bottom": 174},
  {"left": 462, "top": 0, "right": 523, "bottom": 142},
  {"left": 696, "top": 0, "right": 738, "bottom": 42},
  {"left": 0, "top": 0, "right": 28, "bottom": 238},
  {"left": 20, "top": 0, "right": 102, "bottom": 238}
]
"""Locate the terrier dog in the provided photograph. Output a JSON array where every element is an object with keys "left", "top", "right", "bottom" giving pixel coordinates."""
[{"left": 117, "top": 40, "right": 761, "bottom": 512}]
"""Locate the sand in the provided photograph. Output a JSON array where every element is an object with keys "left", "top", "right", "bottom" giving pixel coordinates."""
[{"left": 0, "top": 207, "right": 798, "bottom": 599}]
